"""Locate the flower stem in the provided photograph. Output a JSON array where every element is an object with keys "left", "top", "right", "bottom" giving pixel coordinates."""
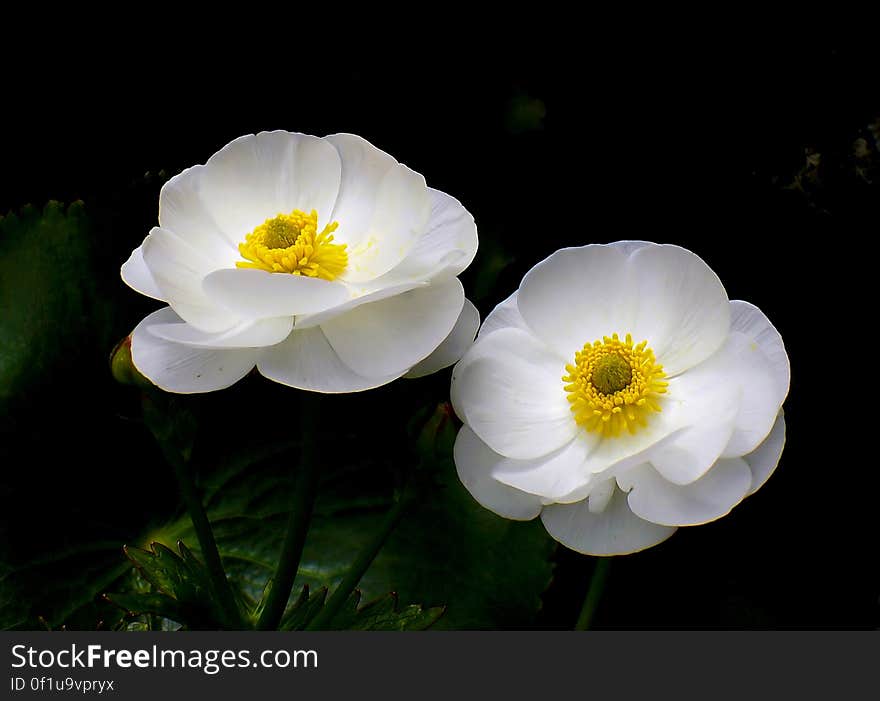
[
  {"left": 256, "top": 398, "right": 322, "bottom": 631},
  {"left": 306, "top": 491, "right": 409, "bottom": 631},
  {"left": 169, "top": 454, "right": 243, "bottom": 629},
  {"left": 575, "top": 557, "right": 611, "bottom": 630}
]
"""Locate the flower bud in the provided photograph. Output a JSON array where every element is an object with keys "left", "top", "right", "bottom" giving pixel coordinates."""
[{"left": 110, "top": 335, "right": 152, "bottom": 389}]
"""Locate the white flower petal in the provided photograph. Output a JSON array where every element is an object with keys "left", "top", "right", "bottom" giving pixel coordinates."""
[
  {"left": 628, "top": 244, "right": 730, "bottom": 376},
  {"left": 605, "top": 240, "right": 654, "bottom": 256},
  {"left": 375, "top": 188, "right": 478, "bottom": 286},
  {"left": 321, "top": 278, "right": 464, "bottom": 378},
  {"left": 293, "top": 281, "right": 426, "bottom": 330},
  {"left": 709, "top": 331, "right": 786, "bottom": 458},
  {"left": 516, "top": 244, "right": 637, "bottom": 356},
  {"left": 574, "top": 423, "right": 686, "bottom": 481},
  {"left": 588, "top": 478, "right": 615, "bottom": 514},
  {"left": 147, "top": 316, "right": 293, "bottom": 349},
  {"left": 141, "top": 227, "right": 241, "bottom": 332},
  {"left": 453, "top": 426, "right": 543, "bottom": 521},
  {"left": 647, "top": 420, "right": 738, "bottom": 486},
  {"left": 198, "top": 132, "right": 342, "bottom": 247},
  {"left": 327, "top": 134, "right": 432, "bottom": 283},
  {"left": 450, "top": 326, "right": 576, "bottom": 460},
  {"left": 743, "top": 412, "right": 786, "bottom": 495},
  {"left": 551, "top": 433, "right": 684, "bottom": 505},
  {"left": 342, "top": 164, "right": 431, "bottom": 283},
  {"left": 325, "top": 133, "right": 398, "bottom": 246},
  {"left": 621, "top": 459, "right": 752, "bottom": 527},
  {"left": 491, "top": 434, "right": 596, "bottom": 501},
  {"left": 729, "top": 300, "right": 790, "bottom": 397},
  {"left": 131, "top": 307, "right": 260, "bottom": 394},
  {"left": 257, "top": 325, "right": 404, "bottom": 393},
  {"left": 722, "top": 301, "right": 790, "bottom": 456},
  {"left": 121, "top": 244, "right": 165, "bottom": 301},
  {"left": 478, "top": 291, "right": 529, "bottom": 338},
  {"left": 158, "top": 165, "right": 239, "bottom": 264},
  {"left": 541, "top": 488, "right": 677, "bottom": 556},
  {"left": 646, "top": 356, "right": 742, "bottom": 485},
  {"left": 202, "top": 268, "right": 350, "bottom": 318},
  {"left": 564, "top": 360, "right": 739, "bottom": 484},
  {"left": 406, "top": 298, "right": 480, "bottom": 378}
]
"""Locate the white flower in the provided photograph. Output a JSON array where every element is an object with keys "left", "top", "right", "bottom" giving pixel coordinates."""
[
  {"left": 121, "top": 131, "right": 479, "bottom": 394},
  {"left": 451, "top": 242, "right": 789, "bottom": 556}
]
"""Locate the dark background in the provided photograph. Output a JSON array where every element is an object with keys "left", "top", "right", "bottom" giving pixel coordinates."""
[{"left": 1, "top": 41, "right": 877, "bottom": 629}]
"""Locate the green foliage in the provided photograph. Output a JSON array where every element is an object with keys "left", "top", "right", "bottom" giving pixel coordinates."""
[
  {"left": 155, "top": 407, "right": 556, "bottom": 629},
  {"left": 0, "top": 201, "right": 111, "bottom": 417},
  {"left": 278, "top": 585, "right": 327, "bottom": 631},
  {"left": 355, "top": 462, "right": 556, "bottom": 630},
  {"left": 104, "top": 543, "right": 444, "bottom": 631},
  {"left": 0, "top": 543, "right": 131, "bottom": 631},
  {"left": 278, "top": 586, "right": 444, "bottom": 631},
  {"left": 106, "top": 541, "right": 230, "bottom": 630},
  {"left": 276, "top": 585, "right": 444, "bottom": 631},
  {"left": 104, "top": 592, "right": 186, "bottom": 624},
  {"left": 0, "top": 201, "right": 123, "bottom": 631},
  {"left": 97, "top": 397, "right": 555, "bottom": 631},
  {"left": 327, "top": 591, "right": 445, "bottom": 631}
]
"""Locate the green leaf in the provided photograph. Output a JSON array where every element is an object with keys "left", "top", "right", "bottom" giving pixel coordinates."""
[
  {"left": 279, "top": 585, "right": 327, "bottom": 631},
  {"left": 0, "top": 201, "right": 111, "bottom": 416},
  {"left": 103, "top": 592, "right": 186, "bottom": 623},
  {"left": 330, "top": 591, "right": 445, "bottom": 631},
  {"left": 345, "top": 461, "right": 556, "bottom": 629},
  {"left": 115, "top": 541, "right": 229, "bottom": 630},
  {"left": 160, "top": 424, "right": 555, "bottom": 629},
  {"left": 0, "top": 543, "right": 131, "bottom": 631},
  {"left": 124, "top": 543, "right": 204, "bottom": 602},
  {"left": 277, "top": 586, "right": 444, "bottom": 631},
  {"left": 0, "top": 201, "right": 122, "bottom": 631}
]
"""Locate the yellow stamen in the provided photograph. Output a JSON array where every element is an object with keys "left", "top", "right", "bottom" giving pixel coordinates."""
[
  {"left": 237, "top": 209, "right": 347, "bottom": 280},
  {"left": 563, "top": 333, "right": 668, "bottom": 438}
]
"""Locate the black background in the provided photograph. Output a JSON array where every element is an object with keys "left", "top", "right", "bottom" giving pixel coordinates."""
[{"left": 2, "top": 37, "right": 877, "bottom": 629}]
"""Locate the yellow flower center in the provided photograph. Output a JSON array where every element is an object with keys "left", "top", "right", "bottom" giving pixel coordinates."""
[
  {"left": 236, "top": 209, "right": 348, "bottom": 280},
  {"left": 563, "top": 333, "right": 668, "bottom": 438}
]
